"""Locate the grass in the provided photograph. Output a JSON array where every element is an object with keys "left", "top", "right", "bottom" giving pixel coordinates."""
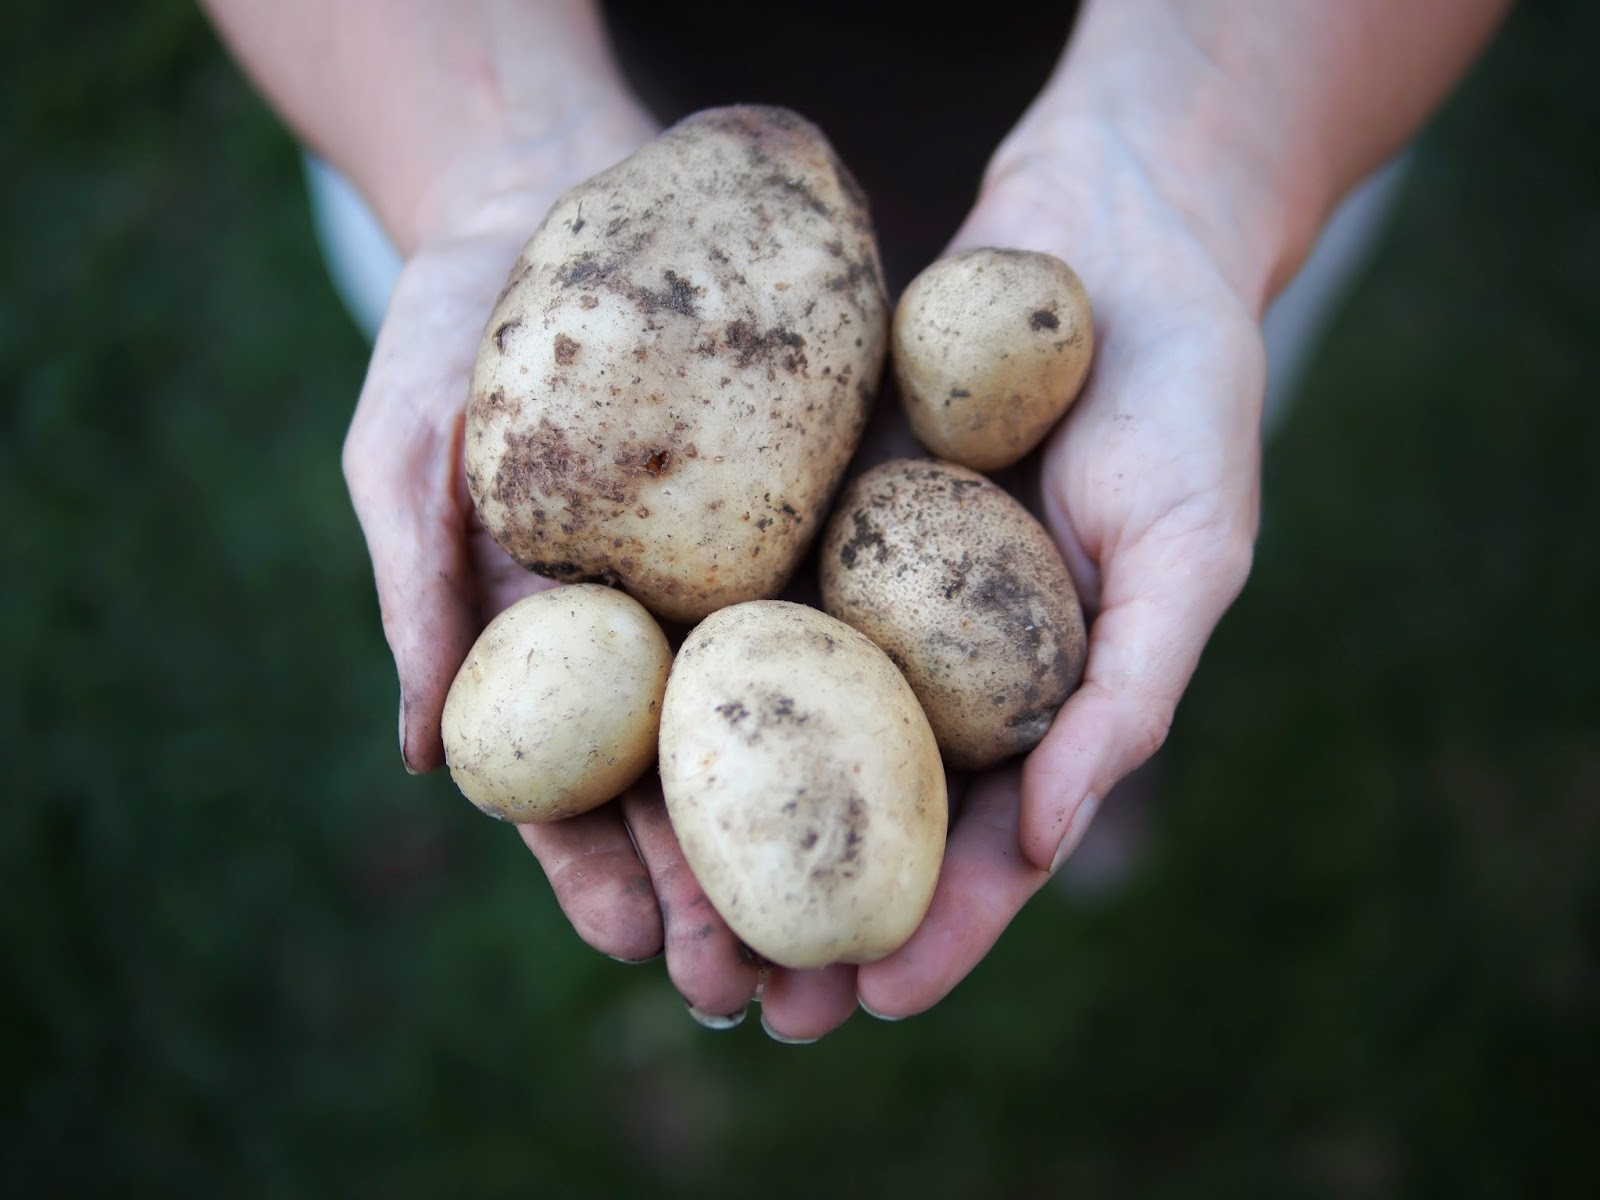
[{"left": 3, "top": 1, "right": 1597, "bottom": 1195}]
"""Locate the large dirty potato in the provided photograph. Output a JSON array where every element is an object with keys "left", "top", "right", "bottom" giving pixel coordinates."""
[
  {"left": 467, "top": 106, "right": 888, "bottom": 624},
  {"left": 893, "top": 248, "right": 1093, "bottom": 472},
  {"left": 820, "top": 458, "right": 1086, "bottom": 771},
  {"left": 658, "top": 601, "right": 946, "bottom": 969},
  {"left": 441, "top": 585, "right": 672, "bottom": 823}
]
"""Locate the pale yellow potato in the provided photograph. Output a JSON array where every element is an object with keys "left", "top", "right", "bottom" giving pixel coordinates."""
[
  {"left": 820, "top": 459, "right": 1086, "bottom": 771},
  {"left": 893, "top": 248, "right": 1093, "bottom": 472},
  {"left": 467, "top": 106, "right": 888, "bottom": 624},
  {"left": 658, "top": 601, "right": 946, "bottom": 969},
  {"left": 442, "top": 585, "right": 671, "bottom": 823}
]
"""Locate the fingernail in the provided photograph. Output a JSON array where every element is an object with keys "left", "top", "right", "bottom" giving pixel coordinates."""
[
  {"left": 760, "top": 1013, "right": 819, "bottom": 1045},
  {"left": 606, "top": 952, "right": 661, "bottom": 965},
  {"left": 1049, "top": 792, "right": 1100, "bottom": 875},
  {"left": 857, "top": 998, "right": 905, "bottom": 1023},
  {"left": 687, "top": 1004, "right": 747, "bottom": 1031},
  {"left": 399, "top": 697, "right": 418, "bottom": 775}
]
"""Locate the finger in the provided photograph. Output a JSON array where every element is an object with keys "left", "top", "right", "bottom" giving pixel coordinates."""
[
  {"left": 1019, "top": 513, "right": 1254, "bottom": 872},
  {"left": 855, "top": 768, "right": 1048, "bottom": 1018},
  {"left": 470, "top": 523, "right": 556, "bottom": 620},
  {"left": 620, "top": 785, "right": 761, "bottom": 1024},
  {"left": 757, "top": 964, "right": 860, "bottom": 1044},
  {"left": 517, "top": 803, "right": 664, "bottom": 964}
]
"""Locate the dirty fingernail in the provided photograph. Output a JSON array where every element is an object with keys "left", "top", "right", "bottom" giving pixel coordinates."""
[
  {"left": 857, "top": 998, "right": 905, "bottom": 1023},
  {"left": 1049, "top": 792, "right": 1100, "bottom": 875},
  {"left": 760, "top": 1013, "right": 819, "bottom": 1045},
  {"left": 687, "top": 1004, "right": 747, "bottom": 1031},
  {"left": 399, "top": 697, "right": 418, "bottom": 775}
]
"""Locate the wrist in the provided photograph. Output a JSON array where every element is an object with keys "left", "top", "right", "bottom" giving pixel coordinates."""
[
  {"left": 204, "top": 0, "right": 658, "bottom": 258},
  {"left": 983, "top": 1, "right": 1328, "bottom": 314},
  {"left": 321, "top": 0, "right": 658, "bottom": 256},
  {"left": 394, "top": 93, "right": 657, "bottom": 253}
]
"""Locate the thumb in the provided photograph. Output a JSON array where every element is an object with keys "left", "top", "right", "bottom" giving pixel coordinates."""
[
  {"left": 1020, "top": 513, "right": 1254, "bottom": 872},
  {"left": 342, "top": 256, "right": 490, "bottom": 773}
]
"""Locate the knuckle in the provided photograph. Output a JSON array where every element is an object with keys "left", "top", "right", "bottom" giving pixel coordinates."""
[
  {"left": 1213, "top": 524, "right": 1256, "bottom": 594},
  {"left": 339, "top": 414, "right": 375, "bottom": 500},
  {"left": 1181, "top": 502, "right": 1256, "bottom": 606},
  {"left": 1133, "top": 703, "right": 1174, "bottom": 760}
]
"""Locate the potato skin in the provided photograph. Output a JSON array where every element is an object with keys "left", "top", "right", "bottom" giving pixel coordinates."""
[
  {"left": 820, "top": 459, "right": 1086, "bottom": 771},
  {"left": 467, "top": 106, "right": 888, "bottom": 624},
  {"left": 441, "top": 585, "right": 671, "bottom": 823},
  {"left": 658, "top": 601, "right": 946, "bottom": 969},
  {"left": 893, "top": 248, "right": 1093, "bottom": 472}
]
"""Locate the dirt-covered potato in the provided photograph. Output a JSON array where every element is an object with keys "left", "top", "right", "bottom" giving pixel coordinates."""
[
  {"left": 658, "top": 601, "right": 946, "bottom": 969},
  {"left": 893, "top": 248, "right": 1093, "bottom": 472},
  {"left": 441, "top": 585, "right": 671, "bottom": 823},
  {"left": 820, "top": 458, "right": 1086, "bottom": 771},
  {"left": 467, "top": 106, "right": 888, "bottom": 624}
]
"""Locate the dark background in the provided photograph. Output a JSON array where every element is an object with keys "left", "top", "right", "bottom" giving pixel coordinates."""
[{"left": 3, "top": 2, "right": 1597, "bottom": 1196}]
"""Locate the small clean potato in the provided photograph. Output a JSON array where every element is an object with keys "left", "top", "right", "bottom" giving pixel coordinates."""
[
  {"left": 658, "top": 601, "right": 947, "bottom": 969},
  {"left": 442, "top": 585, "right": 672, "bottom": 823},
  {"left": 893, "top": 247, "right": 1093, "bottom": 472},
  {"left": 820, "top": 458, "right": 1086, "bottom": 771}
]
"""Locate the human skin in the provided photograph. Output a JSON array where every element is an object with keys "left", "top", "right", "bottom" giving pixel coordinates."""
[{"left": 203, "top": 0, "right": 1511, "bottom": 1040}]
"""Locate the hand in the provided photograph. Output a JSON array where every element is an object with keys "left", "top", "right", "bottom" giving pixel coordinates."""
[
  {"left": 855, "top": 119, "right": 1267, "bottom": 1017},
  {"left": 341, "top": 113, "right": 712, "bottom": 965},
  {"left": 571, "top": 121, "right": 1267, "bottom": 1041},
  {"left": 690, "top": 0, "right": 1508, "bottom": 1034},
  {"left": 643, "top": 125, "right": 1268, "bottom": 1039},
  {"left": 845, "top": 0, "right": 1506, "bottom": 1029},
  {"left": 336, "top": 111, "right": 948, "bottom": 1030}
]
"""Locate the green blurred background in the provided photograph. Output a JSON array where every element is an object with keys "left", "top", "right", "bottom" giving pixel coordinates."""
[{"left": 4, "top": 2, "right": 1597, "bottom": 1196}]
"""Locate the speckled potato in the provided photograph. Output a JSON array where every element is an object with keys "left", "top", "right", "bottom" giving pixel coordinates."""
[
  {"left": 658, "top": 601, "right": 946, "bottom": 969},
  {"left": 467, "top": 106, "right": 888, "bottom": 624},
  {"left": 441, "top": 585, "right": 672, "bottom": 823},
  {"left": 820, "top": 458, "right": 1086, "bottom": 771},
  {"left": 893, "top": 248, "right": 1093, "bottom": 472}
]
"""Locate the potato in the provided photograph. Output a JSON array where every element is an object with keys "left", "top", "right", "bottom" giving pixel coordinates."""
[
  {"left": 819, "top": 458, "right": 1086, "bottom": 771},
  {"left": 658, "top": 601, "right": 946, "bottom": 968},
  {"left": 893, "top": 248, "right": 1093, "bottom": 472},
  {"left": 467, "top": 106, "right": 888, "bottom": 624},
  {"left": 441, "top": 585, "right": 671, "bottom": 823}
]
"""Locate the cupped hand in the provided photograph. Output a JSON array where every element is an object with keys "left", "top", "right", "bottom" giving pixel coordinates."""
[
  {"left": 342, "top": 119, "right": 695, "bottom": 966},
  {"left": 713, "top": 118, "right": 1270, "bottom": 1036},
  {"left": 852, "top": 123, "right": 1268, "bottom": 1019},
  {"left": 592, "top": 121, "right": 1270, "bottom": 1040},
  {"left": 338, "top": 116, "right": 902, "bottom": 1028}
]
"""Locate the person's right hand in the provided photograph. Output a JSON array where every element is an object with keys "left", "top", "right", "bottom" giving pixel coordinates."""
[
  {"left": 341, "top": 103, "right": 886, "bottom": 1029},
  {"left": 340, "top": 108, "right": 700, "bottom": 965}
]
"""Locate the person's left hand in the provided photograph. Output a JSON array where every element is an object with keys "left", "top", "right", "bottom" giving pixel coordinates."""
[{"left": 632, "top": 116, "right": 1268, "bottom": 1042}]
